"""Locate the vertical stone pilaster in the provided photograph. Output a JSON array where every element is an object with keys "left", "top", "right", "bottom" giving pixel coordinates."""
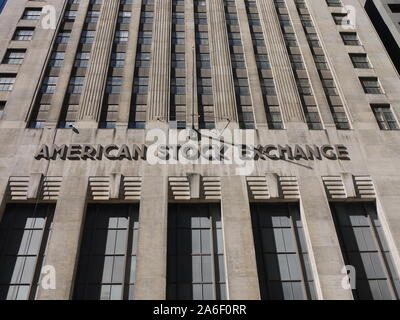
[
  {"left": 118, "top": 0, "right": 143, "bottom": 127},
  {"left": 36, "top": 172, "right": 89, "bottom": 300},
  {"left": 134, "top": 175, "right": 168, "bottom": 300},
  {"left": 146, "top": 0, "right": 172, "bottom": 126},
  {"left": 77, "top": 0, "right": 120, "bottom": 125},
  {"left": 284, "top": 0, "right": 335, "bottom": 128},
  {"left": 257, "top": 0, "right": 305, "bottom": 123},
  {"left": 221, "top": 176, "right": 260, "bottom": 300},
  {"left": 236, "top": 0, "right": 268, "bottom": 128},
  {"left": 0, "top": 175, "right": 10, "bottom": 223},
  {"left": 185, "top": 0, "right": 198, "bottom": 128},
  {"left": 46, "top": 0, "right": 91, "bottom": 127},
  {"left": 298, "top": 176, "right": 353, "bottom": 300},
  {"left": 207, "top": 0, "right": 238, "bottom": 126},
  {"left": 373, "top": 177, "right": 400, "bottom": 277}
]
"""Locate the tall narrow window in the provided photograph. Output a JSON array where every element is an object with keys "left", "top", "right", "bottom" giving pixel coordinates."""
[
  {"left": 170, "top": 0, "right": 186, "bottom": 129},
  {"left": 294, "top": 0, "right": 350, "bottom": 129},
  {"left": 245, "top": 0, "right": 283, "bottom": 129},
  {"left": 224, "top": 0, "right": 255, "bottom": 129},
  {"left": 251, "top": 203, "right": 316, "bottom": 300},
  {"left": 74, "top": 204, "right": 139, "bottom": 300},
  {"left": 99, "top": 2, "right": 131, "bottom": 129},
  {"left": 331, "top": 202, "right": 400, "bottom": 300},
  {"left": 273, "top": 0, "right": 323, "bottom": 130},
  {"left": 0, "top": 204, "right": 54, "bottom": 300},
  {"left": 167, "top": 203, "right": 226, "bottom": 300},
  {"left": 129, "top": 3, "right": 154, "bottom": 129},
  {"left": 29, "top": 0, "right": 88, "bottom": 129},
  {"left": 58, "top": 1, "right": 100, "bottom": 128},
  {"left": 195, "top": 0, "right": 215, "bottom": 129}
]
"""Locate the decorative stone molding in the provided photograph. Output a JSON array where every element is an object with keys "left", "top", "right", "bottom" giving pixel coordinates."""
[
  {"left": 322, "top": 174, "right": 376, "bottom": 199},
  {"left": 169, "top": 175, "right": 221, "bottom": 200},
  {"left": 41, "top": 176, "right": 63, "bottom": 201},
  {"left": 78, "top": 0, "right": 121, "bottom": 122},
  {"left": 8, "top": 175, "right": 63, "bottom": 201},
  {"left": 88, "top": 175, "right": 142, "bottom": 201},
  {"left": 122, "top": 177, "right": 143, "bottom": 201},
  {"left": 321, "top": 176, "right": 346, "bottom": 199},
  {"left": 246, "top": 174, "right": 300, "bottom": 200},
  {"left": 202, "top": 177, "right": 222, "bottom": 200},
  {"left": 246, "top": 176, "right": 269, "bottom": 200},
  {"left": 279, "top": 176, "right": 300, "bottom": 199},
  {"left": 354, "top": 176, "right": 376, "bottom": 199}
]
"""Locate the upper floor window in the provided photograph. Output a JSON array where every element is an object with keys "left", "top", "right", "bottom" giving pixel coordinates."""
[
  {"left": 2, "top": 49, "right": 26, "bottom": 65},
  {"left": 68, "top": 76, "right": 85, "bottom": 94},
  {"left": 340, "top": 32, "right": 360, "bottom": 46},
  {"left": 56, "top": 31, "right": 71, "bottom": 43},
  {"left": 360, "top": 77, "right": 383, "bottom": 94},
  {"left": 49, "top": 51, "right": 65, "bottom": 67},
  {"left": 349, "top": 53, "right": 371, "bottom": 69},
  {"left": 13, "top": 28, "right": 35, "bottom": 41},
  {"left": 22, "top": 8, "right": 42, "bottom": 20},
  {"left": 114, "top": 31, "right": 129, "bottom": 44},
  {"left": 332, "top": 13, "right": 350, "bottom": 25},
  {"left": 106, "top": 77, "right": 122, "bottom": 94},
  {"left": 0, "top": 74, "right": 16, "bottom": 91},
  {"left": 40, "top": 76, "right": 58, "bottom": 94},
  {"left": 74, "top": 52, "right": 90, "bottom": 67},
  {"left": 64, "top": 10, "right": 77, "bottom": 21},
  {"left": 86, "top": 11, "right": 100, "bottom": 23},
  {"left": 80, "top": 31, "right": 95, "bottom": 44},
  {"left": 326, "top": 0, "right": 342, "bottom": 7},
  {"left": 371, "top": 104, "right": 399, "bottom": 130}
]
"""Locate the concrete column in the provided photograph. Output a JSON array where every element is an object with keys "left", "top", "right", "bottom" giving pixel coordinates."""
[
  {"left": 207, "top": 0, "right": 238, "bottom": 127},
  {"left": 298, "top": 175, "right": 353, "bottom": 300},
  {"left": 46, "top": 0, "right": 91, "bottom": 127},
  {"left": 0, "top": 175, "right": 10, "bottom": 222},
  {"left": 374, "top": 177, "right": 400, "bottom": 276},
  {"left": 146, "top": 0, "right": 172, "bottom": 127},
  {"left": 36, "top": 171, "right": 89, "bottom": 300},
  {"left": 236, "top": 0, "right": 268, "bottom": 128},
  {"left": 77, "top": 0, "right": 120, "bottom": 126},
  {"left": 185, "top": 0, "right": 198, "bottom": 128},
  {"left": 257, "top": 0, "right": 305, "bottom": 124},
  {"left": 284, "top": 0, "right": 336, "bottom": 128},
  {"left": 134, "top": 175, "right": 168, "bottom": 300},
  {"left": 117, "top": 0, "right": 143, "bottom": 127},
  {"left": 221, "top": 176, "right": 260, "bottom": 300}
]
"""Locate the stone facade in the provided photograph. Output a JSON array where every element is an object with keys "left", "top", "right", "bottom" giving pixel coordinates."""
[{"left": 0, "top": 0, "right": 399, "bottom": 300}]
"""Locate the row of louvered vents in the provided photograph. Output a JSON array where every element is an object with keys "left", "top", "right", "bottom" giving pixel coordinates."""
[{"left": 7, "top": 175, "right": 376, "bottom": 201}]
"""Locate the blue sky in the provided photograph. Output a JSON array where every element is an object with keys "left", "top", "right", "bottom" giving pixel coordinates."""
[{"left": 0, "top": 0, "right": 6, "bottom": 13}]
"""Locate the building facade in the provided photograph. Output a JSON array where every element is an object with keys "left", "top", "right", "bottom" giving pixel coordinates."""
[
  {"left": 362, "top": 0, "right": 400, "bottom": 74},
  {"left": 0, "top": 0, "right": 400, "bottom": 300}
]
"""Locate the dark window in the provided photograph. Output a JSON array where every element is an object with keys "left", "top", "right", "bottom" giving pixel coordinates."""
[
  {"left": 73, "top": 204, "right": 139, "bottom": 300},
  {"left": 251, "top": 203, "right": 316, "bottom": 300},
  {"left": 371, "top": 104, "right": 399, "bottom": 130},
  {"left": 0, "top": 204, "right": 54, "bottom": 300},
  {"left": 359, "top": 77, "right": 383, "bottom": 94},
  {"left": 388, "top": 4, "right": 400, "bottom": 13},
  {"left": 349, "top": 53, "right": 370, "bottom": 69},
  {"left": 167, "top": 203, "right": 226, "bottom": 300},
  {"left": 331, "top": 202, "right": 400, "bottom": 300}
]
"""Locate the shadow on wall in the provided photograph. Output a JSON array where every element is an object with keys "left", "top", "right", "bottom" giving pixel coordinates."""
[{"left": 364, "top": 0, "right": 400, "bottom": 75}]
